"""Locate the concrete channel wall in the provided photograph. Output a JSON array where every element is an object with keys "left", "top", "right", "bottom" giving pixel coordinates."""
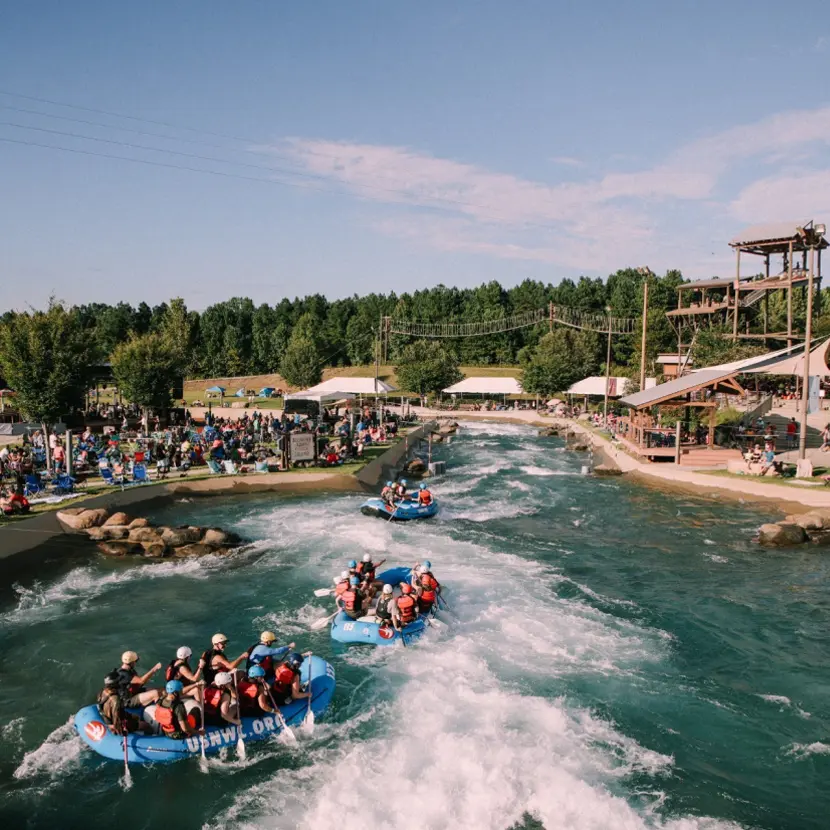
[{"left": 355, "top": 421, "right": 436, "bottom": 488}]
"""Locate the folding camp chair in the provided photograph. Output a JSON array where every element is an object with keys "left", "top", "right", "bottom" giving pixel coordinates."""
[
  {"left": 132, "top": 463, "right": 150, "bottom": 484},
  {"left": 206, "top": 459, "right": 222, "bottom": 474},
  {"left": 52, "top": 474, "right": 76, "bottom": 495},
  {"left": 24, "top": 474, "right": 44, "bottom": 497}
]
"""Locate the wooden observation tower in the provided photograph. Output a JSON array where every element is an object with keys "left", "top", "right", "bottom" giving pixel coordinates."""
[{"left": 668, "top": 220, "right": 827, "bottom": 358}]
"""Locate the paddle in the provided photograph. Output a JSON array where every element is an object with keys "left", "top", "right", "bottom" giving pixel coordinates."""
[
  {"left": 386, "top": 500, "right": 402, "bottom": 522},
  {"left": 197, "top": 683, "right": 209, "bottom": 773},
  {"left": 310, "top": 610, "right": 338, "bottom": 631},
  {"left": 263, "top": 684, "right": 297, "bottom": 745},
  {"left": 231, "top": 674, "right": 247, "bottom": 760},
  {"left": 437, "top": 593, "right": 451, "bottom": 613},
  {"left": 302, "top": 654, "right": 314, "bottom": 734},
  {"left": 313, "top": 588, "right": 334, "bottom": 597},
  {"left": 121, "top": 723, "right": 132, "bottom": 789}
]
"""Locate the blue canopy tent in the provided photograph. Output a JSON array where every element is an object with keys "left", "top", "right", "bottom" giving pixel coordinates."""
[
  {"left": 206, "top": 386, "right": 225, "bottom": 394},
  {"left": 233, "top": 388, "right": 245, "bottom": 397},
  {"left": 259, "top": 387, "right": 275, "bottom": 397}
]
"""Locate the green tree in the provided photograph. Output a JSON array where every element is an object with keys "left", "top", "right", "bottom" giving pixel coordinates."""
[
  {"left": 279, "top": 332, "right": 322, "bottom": 389},
  {"left": 110, "top": 332, "right": 178, "bottom": 430},
  {"left": 395, "top": 340, "right": 462, "bottom": 395},
  {"left": 158, "top": 298, "right": 195, "bottom": 374},
  {"left": 520, "top": 329, "right": 599, "bottom": 397},
  {"left": 0, "top": 302, "right": 93, "bottom": 470}
]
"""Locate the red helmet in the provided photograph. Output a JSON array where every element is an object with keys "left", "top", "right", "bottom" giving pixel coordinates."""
[{"left": 401, "top": 584, "right": 413, "bottom": 594}]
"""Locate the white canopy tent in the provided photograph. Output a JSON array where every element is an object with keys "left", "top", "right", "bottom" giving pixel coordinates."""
[
  {"left": 567, "top": 376, "right": 632, "bottom": 397},
  {"left": 442, "top": 377, "right": 523, "bottom": 395},
  {"left": 303, "top": 377, "right": 397, "bottom": 395},
  {"left": 692, "top": 338, "right": 830, "bottom": 377},
  {"left": 283, "top": 391, "right": 355, "bottom": 404}
]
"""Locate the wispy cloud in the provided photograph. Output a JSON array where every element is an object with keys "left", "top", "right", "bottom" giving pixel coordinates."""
[
  {"left": 550, "top": 155, "right": 584, "bottom": 168},
  {"left": 264, "top": 104, "right": 830, "bottom": 276}
]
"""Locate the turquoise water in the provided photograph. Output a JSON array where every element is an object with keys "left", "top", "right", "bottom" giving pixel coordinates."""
[{"left": 1, "top": 421, "right": 828, "bottom": 829}]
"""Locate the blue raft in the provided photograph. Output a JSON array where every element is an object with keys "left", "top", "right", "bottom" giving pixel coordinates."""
[
  {"left": 360, "top": 497, "right": 439, "bottom": 521},
  {"left": 330, "top": 566, "right": 433, "bottom": 646},
  {"left": 73, "top": 655, "right": 335, "bottom": 764}
]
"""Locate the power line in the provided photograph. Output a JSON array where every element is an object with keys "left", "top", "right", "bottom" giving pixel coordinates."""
[{"left": 0, "top": 89, "right": 566, "bottom": 232}]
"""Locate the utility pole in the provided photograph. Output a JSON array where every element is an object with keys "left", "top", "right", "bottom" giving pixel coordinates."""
[
  {"left": 799, "top": 243, "right": 816, "bottom": 460},
  {"left": 603, "top": 308, "right": 612, "bottom": 426},
  {"left": 374, "top": 313, "right": 381, "bottom": 396},
  {"left": 636, "top": 268, "right": 652, "bottom": 390}
]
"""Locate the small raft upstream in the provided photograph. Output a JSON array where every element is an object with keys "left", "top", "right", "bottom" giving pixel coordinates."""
[
  {"left": 73, "top": 656, "right": 335, "bottom": 764},
  {"left": 359, "top": 497, "right": 439, "bottom": 521}
]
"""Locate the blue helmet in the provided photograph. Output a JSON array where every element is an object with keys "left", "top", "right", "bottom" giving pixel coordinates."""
[
  {"left": 248, "top": 665, "right": 266, "bottom": 679},
  {"left": 287, "top": 651, "right": 303, "bottom": 669},
  {"left": 423, "top": 559, "right": 432, "bottom": 569},
  {"left": 419, "top": 482, "right": 427, "bottom": 490},
  {"left": 165, "top": 680, "right": 184, "bottom": 695},
  {"left": 350, "top": 576, "right": 360, "bottom": 585},
  {"left": 386, "top": 480, "right": 393, "bottom": 487},
  {"left": 348, "top": 559, "right": 357, "bottom": 568},
  {"left": 400, "top": 479, "right": 407, "bottom": 486}
]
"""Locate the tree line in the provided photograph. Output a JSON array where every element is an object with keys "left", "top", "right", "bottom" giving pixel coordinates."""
[{"left": 3, "top": 268, "right": 829, "bottom": 435}]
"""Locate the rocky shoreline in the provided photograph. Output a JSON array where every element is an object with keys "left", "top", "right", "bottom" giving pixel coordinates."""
[{"left": 55, "top": 507, "right": 243, "bottom": 558}]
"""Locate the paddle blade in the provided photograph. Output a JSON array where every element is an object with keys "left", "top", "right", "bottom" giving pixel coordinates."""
[
  {"left": 310, "top": 615, "right": 331, "bottom": 631},
  {"left": 279, "top": 725, "right": 298, "bottom": 745},
  {"left": 314, "top": 588, "right": 333, "bottom": 597},
  {"left": 302, "top": 710, "right": 315, "bottom": 734},
  {"left": 236, "top": 735, "right": 246, "bottom": 760}
]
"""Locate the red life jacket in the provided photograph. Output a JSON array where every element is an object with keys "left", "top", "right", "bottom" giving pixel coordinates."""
[
  {"left": 165, "top": 658, "right": 188, "bottom": 683},
  {"left": 272, "top": 663, "right": 297, "bottom": 696},
  {"left": 237, "top": 679, "right": 260, "bottom": 701},
  {"left": 418, "top": 490, "right": 433, "bottom": 505},
  {"left": 203, "top": 685, "right": 224, "bottom": 714},
  {"left": 397, "top": 594, "right": 416, "bottom": 624},
  {"left": 356, "top": 561, "right": 375, "bottom": 581},
  {"left": 335, "top": 581, "right": 348, "bottom": 597},
  {"left": 245, "top": 643, "right": 276, "bottom": 674},
  {"left": 155, "top": 698, "right": 177, "bottom": 734},
  {"left": 341, "top": 588, "right": 361, "bottom": 613}
]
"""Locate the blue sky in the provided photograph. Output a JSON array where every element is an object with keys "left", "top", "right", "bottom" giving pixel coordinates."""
[{"left": 1, "top": 1, "right": 829, "bottom": 311}]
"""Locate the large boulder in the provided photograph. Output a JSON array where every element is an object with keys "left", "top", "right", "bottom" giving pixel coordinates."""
[
  {"left": 103, "top": 526, "right": 130, "bottom": 540},
  {"left": 97, "top": 541, "right": 144, "bottom": 557},
  {"left": 160, "top": 526, "right": 202, "bottom": 547},
  {"left": 570, "top": 442, "right": 590, "bottom": 452},
  {"left": 141, "top": 542, "right": 168, "bottom": 558},
  {"left": 792, "top": 513, "right": 824, "bottom": 531},
  {"left": 538, "top": 427, "right": 559, "bottom": 437},
  {"left": 86, "top": 527, "right": 111, "bottom": 541},
  {"left": 173, "top": 543, "right": 214, "bottom": 558},
  {"left": 56, "top": 508, "right": 110, "bottom": 532},
  {"left": 128, "top": 517, "right": 150, "bottom": 529},
  {"left": 128, "top": 527, "right": 165, "bottom": 545},
  {"left": 593, "top": 464, "right": 622, "bottom": 477},
  {"left": 104, "top": 512, "right": 132, "bottom": 527},
  {"left": 757, "top": 523, "right": 808, "bottom": 547},
  {"left": 405, "top": 458, "right": 427, "bottom": 475},
  {"left": 202, "top": 528, "right": 241, "bottom": 547}
]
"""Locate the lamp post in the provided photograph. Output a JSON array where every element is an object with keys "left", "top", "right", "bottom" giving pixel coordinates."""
[{"left": 798, "top": 222, "right": 826, "bottom": 460}]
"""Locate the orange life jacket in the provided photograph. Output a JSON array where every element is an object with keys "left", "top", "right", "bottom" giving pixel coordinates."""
[
  {"left": 272, "top": 663, "right": 297, "bottom": 696},
  {"left": 237, "top": 679, "right": 260, "bottom": 702},
  {"left": 397, "top": 594, "right": 417, "bottom": 624},
  {"left": 356, "top": 561, "right": 375, "bottom": 581},
  {"left": 418, "top": 573, "right": 438, "bottom": 603},
  {"left": 335, "top": 581, "right": 348, "bottom": 597},
  {"left": 418, "top": 490, "right": 433, "bottom": 505},
  {"left": 155, "top": 697, "right": 195, "bottom": 734},
  {"left": 341, "top": 588, "right": 361, "bottom": 613}
]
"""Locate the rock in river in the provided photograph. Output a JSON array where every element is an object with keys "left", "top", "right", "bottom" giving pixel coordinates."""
[{"left": 757, "top": 523, "right": 808, "bottom": 547}]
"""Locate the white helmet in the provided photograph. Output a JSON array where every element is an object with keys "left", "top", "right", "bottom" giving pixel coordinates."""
[
  {"left": 214, "top": 672, "right": 233, "bottom": 686},
  {"left": 362, "top": 553, "right": 371, "bottom": 562},
  {"left": 340, "top": 570, "right": 349, "bottom": 580},
  {"left": 382, "top": 584, "right": 393, "bottom": 594},
  {"left": 333, "top": 575, "right": 341, "bottom": 586},
  {"left": 176, "top": 646, "right": 192, "bottom": 660},
  {"left": 417, "top": 564, "right": 428, "bottom": 574}
]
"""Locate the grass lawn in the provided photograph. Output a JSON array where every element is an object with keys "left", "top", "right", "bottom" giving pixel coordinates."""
[{"left": 699, "top": 469, "right": 830, "bottom": 488}]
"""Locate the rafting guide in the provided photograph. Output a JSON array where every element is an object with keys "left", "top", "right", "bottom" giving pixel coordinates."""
[{"left": 359, "top": 479, "right": 440, "bottom": 521}]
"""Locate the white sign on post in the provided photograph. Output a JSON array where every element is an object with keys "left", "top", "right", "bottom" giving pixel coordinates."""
[
  {"left": 808, "top": 375, "right": 820, "bottom": 415},
  {"left": 289, "top": 432, "right": 315, "bottom": 462}
]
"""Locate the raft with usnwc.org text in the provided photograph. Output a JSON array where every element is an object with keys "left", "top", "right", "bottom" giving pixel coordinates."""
[
  {"left": 73, "top": 656, "right": 335, "bottom": 764},
  {"left": 359, "top": 497, "right": 439, "bottom": 521}
]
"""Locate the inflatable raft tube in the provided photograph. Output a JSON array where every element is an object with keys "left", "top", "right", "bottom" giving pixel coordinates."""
[
  {"left": 359, "top": 497, "right": 439, "bottom": 521},
  {"left": 330, "top": 565, "right": 433, "bottom": 646},
  {"left": 73, "top": 655, "right": 335, "bottom": 764}
]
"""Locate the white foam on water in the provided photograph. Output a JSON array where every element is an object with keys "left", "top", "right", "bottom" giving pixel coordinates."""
[
  {"left": 1, "top": 558, "right": 210, "bottom": 626},
  {"left": 2, "top": 716, "right": 27, "bottom": 758},
  {"left": 756, "top": 694, "right": 811, "bottom": 719},
  {"left": 13, "top": 720, "right": 84, "bottom": 781},
  {"left": 785, "top": 741, "right": 830, "bottom": 759}
]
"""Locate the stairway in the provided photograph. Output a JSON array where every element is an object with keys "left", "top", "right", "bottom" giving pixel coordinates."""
[{"left": 763, "top": 412, "right": 824, "bottom": 450}]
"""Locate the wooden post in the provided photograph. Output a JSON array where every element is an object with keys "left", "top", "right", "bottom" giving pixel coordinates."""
[
  {"left": 603, "top": 312, "right": 612, "bottom": 425},
  {"left": 674, "top": 420, "right": 681, "bottom": 465},
  {"left": 787, "top": 240, "right": 794, "bottom": 348},
  {"left": 708, "top": 405, "right": 716, "bottom": 450},
  {"left": 732, "top": 250, "right": 740, "bottom": 339},
  {"left": 640, "top": 279, "right": 649, "bottom": 391},
  {"left": 799, "top": 245, "right": 816, "bottom": 460}
]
